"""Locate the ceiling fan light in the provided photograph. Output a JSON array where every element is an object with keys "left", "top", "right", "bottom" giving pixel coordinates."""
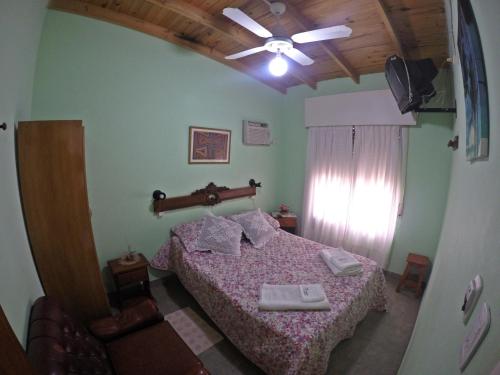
[{"left": 269, "top": 54, "right": 288, "bottom": 77}]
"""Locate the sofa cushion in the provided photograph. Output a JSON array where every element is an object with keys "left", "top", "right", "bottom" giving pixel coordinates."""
[
  {"left": 27, "top": 297, "right": 112, "bottom": 375},
  {"left": 89, "top": 298, "right": 163, "bottom": 342},
  {"left": 106, "top": 321, "right": 208, "bottom": 375}
]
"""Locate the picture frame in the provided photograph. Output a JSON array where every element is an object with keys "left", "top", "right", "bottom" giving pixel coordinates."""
[
  {"left": 457, "top": 0, "right": 489, "bottom": 161},
  {"left": 189, "top": 126, "right": 231, "bottom": 164}
]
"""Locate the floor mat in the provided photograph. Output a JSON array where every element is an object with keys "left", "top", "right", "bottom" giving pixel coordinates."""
[{"left": 165, "top": 307, "right": 223, "bottom": 355}]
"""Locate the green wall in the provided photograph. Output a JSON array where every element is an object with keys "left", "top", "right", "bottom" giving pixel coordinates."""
[
  {"left": 0, "top": 0, "right": 46, "bottom": 344},
  {"left": 280, "top": 74, "right": 453, "bottom": 273},
  {"left": 32, "top": 11, "right": 285, "bottom": 282},
  {"left": 390, "top": 113, "right": 453, "bottom": 272},
  {"left": 32, "top": 10, "right": 454, "bottom": 281},
  {"left": 399, "top": 0, "right": 500, "bottom": 373},
  {"left": 0, "top": 0, "right": 471, "bottom": 361},
  {"left": 5, "top": 4, "right": 497, "bottom": 371}
]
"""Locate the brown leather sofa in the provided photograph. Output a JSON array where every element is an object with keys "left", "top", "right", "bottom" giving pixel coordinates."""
[{"left": 27, "top": 297, "right": 210, "bottom": 375}]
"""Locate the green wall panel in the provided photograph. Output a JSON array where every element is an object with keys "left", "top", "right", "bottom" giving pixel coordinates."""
[
  {"left": 32, "top": 11, "right": 285, "bottom": 282},
  {"left": 399, "top": 0, "right": 500, "bottom": 373},
  {"left": 0, "top": 0, "right": 46, "bottom": 345}
]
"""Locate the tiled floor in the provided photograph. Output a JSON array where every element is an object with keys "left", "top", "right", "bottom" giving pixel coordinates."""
[{"left": 151, "top": 272, "right": 421, "bottom": 375}]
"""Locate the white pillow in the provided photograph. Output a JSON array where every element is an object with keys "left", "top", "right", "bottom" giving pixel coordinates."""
[
  {"left": 261, "top": 211, "right": 281, "bottom": 231},
  {"left": 196, "top": 214, "right": 243, "bottom": 256},
  {"left": 229, "top": 209, "right": 276, "bottom": 249}
]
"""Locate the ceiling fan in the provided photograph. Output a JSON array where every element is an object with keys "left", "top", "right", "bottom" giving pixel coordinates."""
[{"left": 222, "top": 1, "right": 352, "bottom": 77}]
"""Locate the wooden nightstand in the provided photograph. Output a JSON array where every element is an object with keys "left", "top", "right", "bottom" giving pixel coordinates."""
[
  {"left": 271, "top": 212, "right": 298, "bottom": 234},
  {"left": 396, "top": 252, "right": 430, "bottom": 298},
  {"left": 108, "top": 253, "right": 151, "bottom": 308}
]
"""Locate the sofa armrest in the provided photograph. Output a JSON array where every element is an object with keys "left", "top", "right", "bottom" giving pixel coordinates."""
[
  {"left": 89, "top": 298, "right": 163, "bottom": 342},
  {"left": 185, "top": 367, "right": 211, "bottom": 375}
]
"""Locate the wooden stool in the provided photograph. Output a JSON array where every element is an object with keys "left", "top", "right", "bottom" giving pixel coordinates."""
[{"left": 396, "top": 253, "right": 430, "bottom": 297}]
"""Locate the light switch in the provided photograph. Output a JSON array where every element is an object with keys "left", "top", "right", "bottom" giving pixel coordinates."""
[
  {"left": 462, "top": 275, "right": 483, "bottom": 324},
  {"left": 460, "top": 303, "right": 490, "bottom": 372}
]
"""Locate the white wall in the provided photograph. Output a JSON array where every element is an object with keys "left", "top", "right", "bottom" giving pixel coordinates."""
[
  {"left": 0, "top": 0, "right": 47, "bottom": 345},
  {"left": 399, "top": 0, "right": 500, "bottom": 373}
]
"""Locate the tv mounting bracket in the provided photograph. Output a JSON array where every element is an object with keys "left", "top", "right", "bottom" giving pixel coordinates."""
[
  {"left": 414, "top": 107, "right": 456, "bottom": 113},
  {"left": 414, "top": 99, "right": 457, "bottom": 113}
]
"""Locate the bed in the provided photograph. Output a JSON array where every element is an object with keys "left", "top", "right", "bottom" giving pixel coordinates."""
[{"left": 151, "top": 218, "right": 387, "bottom": 375}]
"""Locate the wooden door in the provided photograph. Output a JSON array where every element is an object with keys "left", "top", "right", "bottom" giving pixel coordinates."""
[
  {"left": 0, "top": 305, "right": 36, "bottom": 375},
  {"left": 17, "top": 120, "right": 110, "bottom": 322}
]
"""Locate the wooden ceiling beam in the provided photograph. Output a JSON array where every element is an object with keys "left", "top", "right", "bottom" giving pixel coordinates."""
[
  {"left": 284, "top": 1, "right": 360, "bottom": 84},
  {"left": 49, "top": 0, "right": 288, "bottom": 94},
  {"left": 373, "top": 0, "right": 406, "bottom": 57},
  {"left": 145, "top": 0, "right": 317, "bottom": 89},
  {"left": 145, "top": 0, "right": 260, "bottom": 48}
]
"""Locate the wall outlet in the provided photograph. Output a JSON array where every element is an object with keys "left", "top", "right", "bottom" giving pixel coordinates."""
[{"left": 460, "top": 303, "right": 490, "bottom": 372}]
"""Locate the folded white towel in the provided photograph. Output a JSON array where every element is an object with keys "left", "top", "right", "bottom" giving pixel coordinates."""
[
  {"left": 320, "top": 250, "right": 362, "bottom": 277},
  {"left": 259, "top": 284, "right": 330, "bottom": 311},
  {"left": 320, "top": 248, "right": 362, "bottom": 271},
  {"left": 299, "top": 284, "right": 327, "bottom": 303}
]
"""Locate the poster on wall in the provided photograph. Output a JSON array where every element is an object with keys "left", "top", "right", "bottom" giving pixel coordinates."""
[
  {"left": 189, "top": 126, "right": 231, "bottom": 164},
  {"left": 457, "top": 0, "right": 489, "bottom": 161}
]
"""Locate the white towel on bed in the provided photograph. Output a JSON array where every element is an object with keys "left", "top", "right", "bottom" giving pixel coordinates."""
[
  {"left": 299, "top": 284, "right": 327, "bottom": 302},
  {"left": 320, "top": 248, "right": 362, "bottom": 271},
  {"left": 259, "top": 284, "right": 330, "bottom": 311},
  {"left": 320, "top": 249, "right": 362, "bottom": 276}
]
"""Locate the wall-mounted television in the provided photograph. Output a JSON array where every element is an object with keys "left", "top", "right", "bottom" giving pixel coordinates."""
[{"left": 385, "top": 55, "right": 438, "bottom": 114}]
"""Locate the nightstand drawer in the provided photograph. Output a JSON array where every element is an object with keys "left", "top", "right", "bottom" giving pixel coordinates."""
[
  {"left": 116, "top": 267, "right": 148, "bottom": 287},
  {"left": 278, "top": 217, "right": 296, "bottom": 228}
]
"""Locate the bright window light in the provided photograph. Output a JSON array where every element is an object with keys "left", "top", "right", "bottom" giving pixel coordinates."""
[
  {"left": 312, "top": 175, "right": 394, "bottom": 239},
  {"left": 311, "top": 175, "right": 351, "bottom": 226},
  {"left": 347, "top": 178, "right": 394, "bottom": 239},
  {"left": 269, "top": 53, "right": 288, "bottom": 77}
]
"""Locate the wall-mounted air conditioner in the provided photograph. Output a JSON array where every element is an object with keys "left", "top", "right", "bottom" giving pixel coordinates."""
[{"left": 243, "top": 120, "right": 271, "bottom": 145}]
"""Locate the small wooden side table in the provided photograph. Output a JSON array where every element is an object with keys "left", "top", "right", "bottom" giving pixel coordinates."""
[
  {"left": 108, "top": 253, "right": 151, "bottom": 308},
  {"left": 396, "top": 252, "right": 430, "bottom": 298},
  {"left": 271, "top": 212, "right": 298, "bottom": 235}
]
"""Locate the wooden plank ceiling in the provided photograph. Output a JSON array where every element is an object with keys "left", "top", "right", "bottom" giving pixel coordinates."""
[{"left": 49, "top": 0, "right": 448, "bottom": 93}]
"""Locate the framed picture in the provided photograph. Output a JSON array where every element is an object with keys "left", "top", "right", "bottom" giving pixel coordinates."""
[
  {"left": 189, "top": 126, "right": 231, "bottom": 164},
  {"left": 457, "top": 0, "right": 489, "bottom": 161}
]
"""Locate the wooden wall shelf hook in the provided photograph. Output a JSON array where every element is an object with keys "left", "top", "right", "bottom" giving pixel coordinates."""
[
  {"left": 448, "top": 135, "right": 459, "bottom": 150},
  {"left": 249, "top": 179, "right": 261, "bottom": 188}
]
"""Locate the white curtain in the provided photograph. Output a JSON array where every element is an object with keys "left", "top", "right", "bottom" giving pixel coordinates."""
[
  {"left": 302, "top": 126, "right": 403, "bottom": 268},
  {"left": 302, "top": 127, "right": 353, "bottom": 247}
]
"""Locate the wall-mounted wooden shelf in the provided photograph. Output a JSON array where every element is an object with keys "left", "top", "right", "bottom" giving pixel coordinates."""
[{"left": 153, "top": 180, "right": 260, "bottom": 214}]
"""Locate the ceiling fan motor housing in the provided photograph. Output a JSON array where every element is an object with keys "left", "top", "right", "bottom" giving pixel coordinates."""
[
  {"left": 269, "top": 2, "right": 286, "bottom": 16},
  {"left": 265, "top": 37, "right": 293, "bottom": 53}
]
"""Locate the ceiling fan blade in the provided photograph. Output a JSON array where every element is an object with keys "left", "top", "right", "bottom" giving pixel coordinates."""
[
  {"left": 291, "top": 25, "right": 352, "bottom": 44},
  {"left": 284, "top": 48, "right": 314, "bottom": 66},
  {"left": 222, "top": 8, "right": 273, "bottom": 38},
  {"left": 225, "top": 46, "right": 267, "bottom": 60}
]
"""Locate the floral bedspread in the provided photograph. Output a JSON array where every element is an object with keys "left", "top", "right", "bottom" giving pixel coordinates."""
[{"left": 151, "top": 224, "right": 387, "bottom": 375}]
